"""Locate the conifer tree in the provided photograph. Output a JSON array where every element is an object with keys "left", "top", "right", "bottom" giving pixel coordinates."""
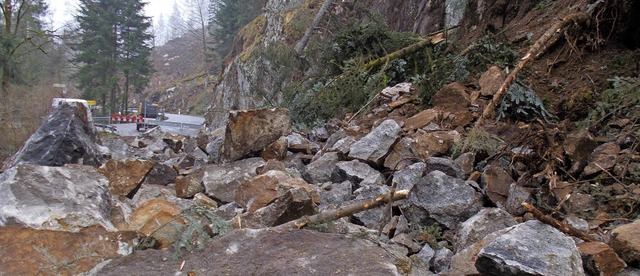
[{"left": 72, "top": 0, "right": 153, "bottom": 115}]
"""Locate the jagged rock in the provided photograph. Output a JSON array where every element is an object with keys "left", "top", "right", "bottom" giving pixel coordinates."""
[
  {"left": 310, "top": 125, "right": 329, "bottom": 142},
  {"left": 392, "top": 162, "right": 426, "bottom": 191},
  {"left": 504, "top": 183, "right": 533, "bottom": 216},
  {"left": 353, "top": 185, "right": 391, "bottom": 229},
  {"left": 0, "top": 226, "right": 142, "bottom": 275},
  {"left": 426, "top": 157, "right": 464, "bottom": 179},
  {"left": 193, "top": 192, "right": 218, "bottom": 209},
  {"left": 407, "top": 170, "right": 483, "bottom": 229},
  {"left": 475, "top": 220, "right": 584, "bottom": 275},
  {"left": 567, "top": 192, "right": 597, "bottom": 213},
  {"left": 431, "top": 82, "right": 474, "bottom": 128},
  {"left": 2, "top": 103, "right": 103, "bottom": 170},
  {"left": 127, "top": 198, "right": 183, "bottom": 249},
  {"left": 162, "top": 133, "right": 185, "bottom": 153},
  {"left": 303, "top": 151, "right": 340, "bottom": 184},
  {"left": 565, "top": 216, "right": 590, "bottom": 233},
  {"left": 479, "top": 65, "right": 506, "bottom": 96},
  {"left": 610, "top": 219, "right": 640, "bottom": 266},
  {"left": 403, "top": 109, "right": 440, "bottom": 131},
  {"left": 101, "top": 137, "right": 132, "bottom": 160},
  {"left": 564, "top": 129, "right": 599, "bottom": 175},
  {"left": 130, "top": 184, "right": 169, "bottom": 207},
  {"left": 318, "top": 180, "right": 353, "bottom": 209},
  {"left": 410, "top": 130, "right": 456, "bottom": 159},
  {"left": 175, "top": 154, "right": 197, "bottom": 172},
  {"left": 255, "top": 159, "right": 287, "bottom": 175},
  {"left": 260, "top": 136, "right": 288, "bottom": 160},
  {"left": 287, "top": 132, "right": 320, "bottom": 154},
  {"left": 327, "top": 136, "right": 356, "bottom": 156},
  {"left": 578, "top": 241, "right": 627, "bottom": 276},
  {"left": 324, "top": 129, "right": 346, "bottom": 149},
  {"left": 197, "top": 127, "right": 225, "bottom": 163},
  {"left": 348, "top": 119, "right": 401, "bottom": 165},
  {"left": 142, "top": 162, "right": 176, "bottom": 186},
  {"left": 222, "top": 108, "right": 291, "bottom": 162},
  {"left": 414, "top": 244, "right": 436, "bottom": 271},
  {"left": 240, "top": 186, "right": 317, "bottom": 228},
  {"left": 583, "top": 142, "right": 621, "bottom": 176},
  {"left": 234, "top": 170, "right": 320, "bottom": 213},
  {"left": 332, "top": 160, "right": 386, "bottom": 188},
  {"left": 202, "top": 157, "right": 265, "bottom": 203},
  {"left": 454, "top": 208, "right": 517, "bottom": 252},
  {"left": 481, "top": 164, "right": 514, "bottom": 206},
  {"left": 384, "top": 137, "right": 416, "bottom": 170},
  {"left": 175, "top": 169, "right": 205, "bottom": 198},
  {"left": 392, "top": 233, "right": 422, "bottom": 254},
  {"left": 93, "top": 228, "right": 409, "bottom": 275},
  {"left": 98, "top": 159, "right": 154, "bottom": 198},
  {"left": 431, "top": 246, "right": 454, "bottom": 274},
  {"left": 450, "top": 226, "right": 510, "bottom": 275},
  {"left": 215, "top": 202, "right": 244, "bottom": 220},
  {"left": 0, "top": 164, "right": 114, "bottom": 231},
  {"left": 455, "top": 152, "right": 476, "bottom": 178}
]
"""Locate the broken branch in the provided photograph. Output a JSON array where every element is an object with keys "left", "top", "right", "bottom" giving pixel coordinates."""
[
  {"left": 277, "top": 189, "right": 410, "bottom": 230},
  {"left": 522, "top": 202, "right": 597, "bottom": 242}
]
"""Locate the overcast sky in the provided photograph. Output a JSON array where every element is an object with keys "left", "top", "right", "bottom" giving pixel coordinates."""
[{"left": 46, "top": 0, "right": 174, "bottom": 30}]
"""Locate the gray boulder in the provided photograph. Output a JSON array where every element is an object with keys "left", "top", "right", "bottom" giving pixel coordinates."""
[
  {"left": 0, "top": 164, "right": 114, "bottom": 231},
  {"left": 303, "top": 151, "right": 340, "bottom": 184},
  {"left": 332, "top": 160, "right": 386, "bottom": 188},
  {"left": 2, "top": 103, "right": 103, "bottom": 170},
  {"left": 407, "top": 170, "right": 483, "bottom": 229},
  {"left": 348, "top": 119, "right": 401, "bottom": 165},
  {"left": 476, "top": 220, "right": 584, "bottom": 275},
  {"left": 202, "top": 157, "right": 265, "bottom": 203},
  {"left": 454, "top": 208, "right": 517, "bottom": 252},
  {"left": 353, "top": 185, "right": 391, "bottom": 229},
  {"left": 426, "top": 157, "right": 464, "bottom": 179},
  {"left": 318, "top": 180, "right": 353, "bottom": 210}
]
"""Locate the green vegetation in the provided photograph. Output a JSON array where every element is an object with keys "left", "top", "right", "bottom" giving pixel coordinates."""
[
  {"left": 497, "top": 81, "right": 555, "bottom": 122},
  {"left": 580, "top": 76, "right": 640, "bottom": 132}
]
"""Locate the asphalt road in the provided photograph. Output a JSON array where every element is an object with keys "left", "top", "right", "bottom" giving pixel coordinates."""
[{"left": 102, "top": 113, "right": 205, "bottom": 137}]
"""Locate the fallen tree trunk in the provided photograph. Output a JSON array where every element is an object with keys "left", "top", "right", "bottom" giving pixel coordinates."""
[
  {"left": 295, "top": 0, "right": 334, "bottom": 54},
  {"left": 474, "top": 12, "right": 590, "bottom": 127},
  {"left": 522, "top": 202, "right": 597, "bottom": 242},
  {"left": 277, "top": 189, "right": 409, "bottom": 230}
]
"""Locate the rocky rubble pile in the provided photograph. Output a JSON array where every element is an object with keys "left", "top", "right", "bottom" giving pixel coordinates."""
[{"left": 0, "top": 81, "right": 639, "bottom": 275}]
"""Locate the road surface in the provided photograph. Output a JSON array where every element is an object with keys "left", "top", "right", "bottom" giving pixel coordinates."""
[{"left": 102, "top": 113, "right": 205, "bottom": 137}]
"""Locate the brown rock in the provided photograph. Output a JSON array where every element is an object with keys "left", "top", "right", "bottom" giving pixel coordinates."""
[
  {"left": 383, "top": 137, "right": 416, "bottom": 170},
  {"left": 240, "top": 186, "right": 317, "bottom": 228},
  {"left": 403, "top": 109, "right": 441, "bottom": 131},
  {"left": 482, "top": 164, "right": 514, "bottom": 206},
  {"left": 504, "top": 183, "right": 533, "bottom": 216},
  {"left": 578, "top": 241, "right": 626, "bottom": 276},
  {"left": 222, "top": 108, "right": 291, "bottom": 162},
  {"left": 479, "top": 66, "right": 506, "bottom": 96},
  {"left": 0, "top": 226, "right": 142, "bottom": 275},
  {"left": 610, "top": 219, "right": 640, "bottom": 266},
  {"left": 564, "top": 129, "right": 598, "bottom": 174},
  {"left": 98, "top": 159, "right": 154, "bottom": 198},
  {"left": 410, "top": 130, "right": 455, "bottom": 160},
  {"left": 142, "top": 162, "right": 177, "bottom": 186},
  {"left": 128, "top": 198, "right": 184, "bottom": 248},
  {"left": 260, "top": 136, "right": 288, "bottom": 160},
  {"left": 162, "top": 133, "right": 185, "bottom": 153},
  {"left": 234, "top": 170, "right": 320, "bottom": 213},
  {"left": 583, "top": 142, "right": 621, "bottom": 176},
  {"left": 175, "top": 169, "right": 205, "bottom": 198},
  {"left": 431, "top": 82, "right": 470, "bottom": 112},
  {"left": 256, "top": 159, "right": 287, "bottom": 175}
]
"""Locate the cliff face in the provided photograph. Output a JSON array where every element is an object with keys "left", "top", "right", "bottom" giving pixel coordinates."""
[{"left": 204, "top": 0, "right": 470, "bottom": 127}]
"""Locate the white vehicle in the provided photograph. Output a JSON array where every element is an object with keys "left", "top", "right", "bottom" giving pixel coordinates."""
[{"left": 51, "top": 98, "right": 93, "bottom": 122}]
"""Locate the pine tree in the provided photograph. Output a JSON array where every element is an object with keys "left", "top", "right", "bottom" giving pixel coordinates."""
[
  {"left": 72, "top": 0, "right": 153, "bottom": 115},
  {"left": 168, "top": 0, "right": 184, "bottom": 40}
]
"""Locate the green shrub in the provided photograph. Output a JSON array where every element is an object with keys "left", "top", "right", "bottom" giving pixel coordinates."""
[{"left": 497, "top": 81, "right": 555, "bottom": 122}]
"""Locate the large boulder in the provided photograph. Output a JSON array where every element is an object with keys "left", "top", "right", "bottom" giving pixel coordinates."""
[
  {"left": 234, "top": 170, "right": 320, "bottom": 213},
  {"left": 98, "top": 159, "right": 154, "bottom": 198},
  {"left": 222, "top": 108, "right": 291, "bottom": 162},
  {"left": 93, "top": 229, "right": 408, "bottom": 275},
  {"left": 2, "top": 103, "right": 104, "bottom": 170},
  {"left": 127, "top": 198, "right": 183, "bottom": 249},
  {"left": 453, "top": 208, "right": 517, "bottom": 252},
  {"left": 332, "top": 160, "right": 386, "bottom": 188},
  {"left": 302, "top": 151, "right": 340, "bottom": 184},
  {"left": 348, "top": 119, "right": 401, "bottom": 166},
  {"left": 475, "top": 220, "right": 584, "bottom": 275},
  {"left": 0, "top": 164, "right": 114, "bottom": 231},
  {"left": 0, "top": 226, "right": 142, "bottom": 275},
  {"left": 407, "top": 170, "right": 483, "bottom": 229},
  {"left": 202, "top": 157, "right": 265, "bottom": 203}
]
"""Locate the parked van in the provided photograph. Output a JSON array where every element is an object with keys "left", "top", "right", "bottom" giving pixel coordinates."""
[{"left": 51, "top": 98, "right": 93, "bottom": 122}]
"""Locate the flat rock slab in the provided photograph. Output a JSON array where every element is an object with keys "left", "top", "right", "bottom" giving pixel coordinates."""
[{"left": 95, "top": 229, "right": 405, "bottom": 275}]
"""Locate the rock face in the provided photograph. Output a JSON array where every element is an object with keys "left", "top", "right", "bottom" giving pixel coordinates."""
[
  {"left": 475, "top": 220, "right": 585, "bottom": 276},
  {"left": 98, "top": 159, "right": 154, "bottom": 198},
  {"left": 0, "top": 226, "right": 142, "bottom": 275},
  {"left": 222, "top": 108, "right": 291, "bottom": 162},
  {"left": 408, "top": 170, "right": 483, "bottom": 228},
  {"left": 2, "top": 103, "right": 104, "bottom": 170},
  {"left": 94, "top": 229, "right": 407, "bottom": 275},
  {"left": 348, "top": 119, "right": 401, "bottom": 165},
  {"left": 202, "top": 157, "right": 266, "bottom": 203},
  {"left": 610, "top": 219, "right": 640, "bottom": 266},
  {"left": 0, "top": 164, "right": 114, "bottom": 231}
]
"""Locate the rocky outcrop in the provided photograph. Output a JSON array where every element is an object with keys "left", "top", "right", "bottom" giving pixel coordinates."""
[
  {"left": 2, "top": 103, "right": 104, "bottom": 170},
  {"left": 0, "top": 164, "right": 114, "bottom": 231}
]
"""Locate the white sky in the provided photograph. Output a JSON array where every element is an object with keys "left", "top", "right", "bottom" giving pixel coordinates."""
[{"left": 46, "top": 0, "right": 175, "bottom": 30}]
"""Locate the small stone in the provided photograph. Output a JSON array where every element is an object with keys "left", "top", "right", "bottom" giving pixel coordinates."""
[
  {"left": 481, "top": 164, "right": 515, "bottom": 206},
  {"left": 578, "top": 241, "right": 627, "bottom": 276},
  {"left": 260, "top": 136, "right": 288, "bottom": 160},
  {"left": 583, "top": 142, "right": 621, "bottom": 176},
  {"left": 392, "top": 233, "right": 423, "bottom": 254},
  {"left": 175, "top": 170, "right": 205, "bottom": 198},
  {"left": 403, "top": 109, "right": 440, "bottom": 130},
  {"left": 479, "top": 65, "right": 506, "bottom": 96},
  {"left": 504, "top": 183, "right": 533, "bottom": 216},
  {"left": 610, "top": 219, "right": 640, "bottom": 266}
]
